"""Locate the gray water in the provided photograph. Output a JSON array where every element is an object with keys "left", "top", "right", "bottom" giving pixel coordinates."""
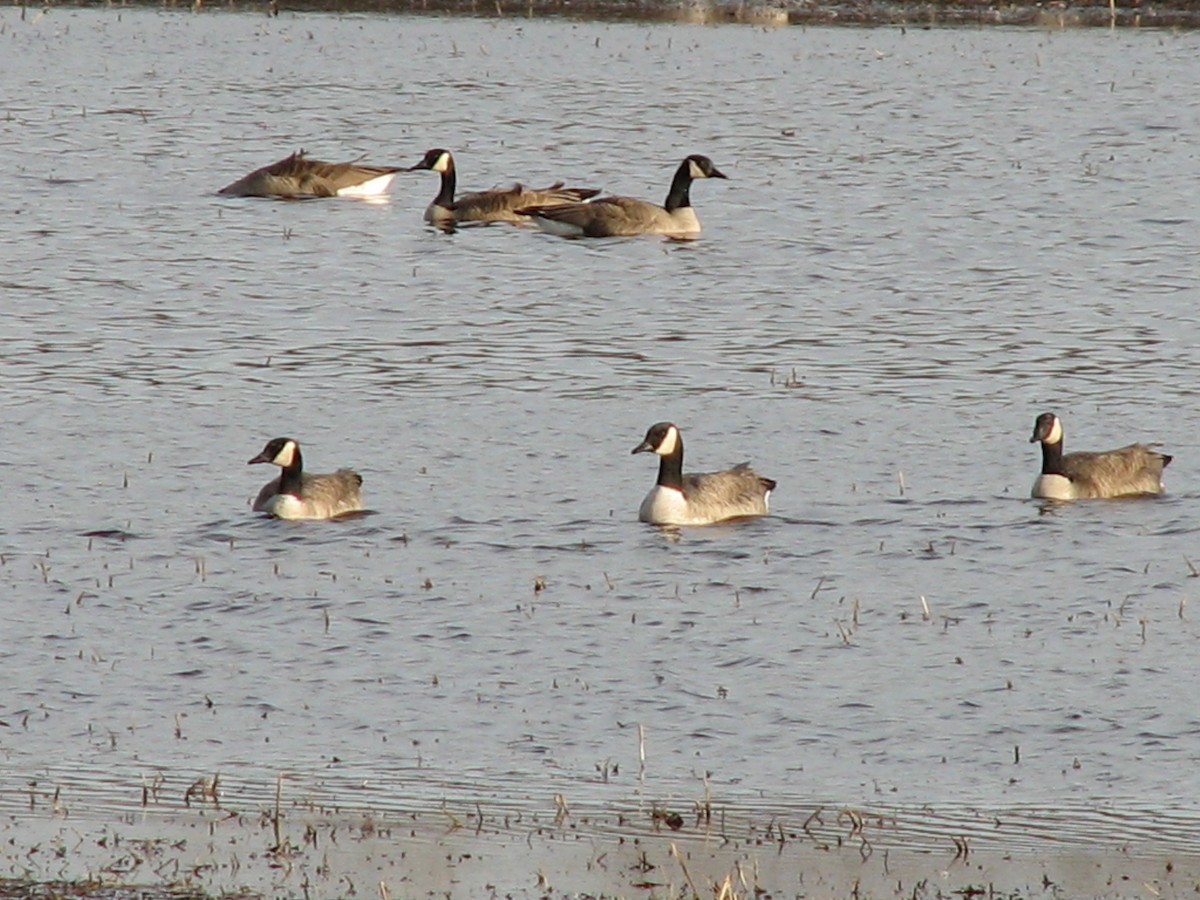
[{"left": 3, "top": 5, "right": 1200, "bottom": 868}]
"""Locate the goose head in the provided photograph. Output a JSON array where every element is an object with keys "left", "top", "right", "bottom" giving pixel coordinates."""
[
  {"left": 1030, "top": 413, "right": 1063, "bottom": 446},
  {"left": 632, "top": 422, "right": 681, "bottom": 457},
  {"left": 249, "top": 437, "right": 300, "bottom": 468},
  {"left": 408, "top": 149, "right": 454, "bottom": 174},
  {"left": 685, "top": 155, "right": 727, "bottom": 180}
]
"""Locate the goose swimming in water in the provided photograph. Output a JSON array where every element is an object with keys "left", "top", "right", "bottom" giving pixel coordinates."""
[
  {"left": 518, "top": 154, "right": 727, "bottom": 238},
  {"left": 218, "top": 151, "right": 403, "bottom": 199},
  {"left": 632, "top": 422, "right": 775, "bottom": 525},
  {"left": 249, "top": 437, "right": 364, "bottom": 520},
  {"left": 1029, "top": 412, "right": 1172, "bottom": 500},
  {"left": 407, "top": 148, "right": 599, "bottom": 229}
]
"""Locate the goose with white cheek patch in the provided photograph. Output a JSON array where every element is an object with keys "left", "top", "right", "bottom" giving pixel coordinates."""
[
  {"left": 632, "top": 422, "right": 775, "bottom": 526},
  {"left": 1029, "top": 412, "right": 1172, "bottom": 500},
  {"left": 407, "top": 148, "right": 599, "bottom": 228},
  {"left": 218, "top": 151, "right": 403, "bottom": 199},
  {"left": 518, "top": 154, "right": 727, "bottom": 238},
  {"left": 249, "top": 437, "right": 364, "bottom": 520}
]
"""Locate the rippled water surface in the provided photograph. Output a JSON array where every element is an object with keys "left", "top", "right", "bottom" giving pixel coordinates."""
[{"left": 3, "top": 7, "right": 1200, "bottom": 891}]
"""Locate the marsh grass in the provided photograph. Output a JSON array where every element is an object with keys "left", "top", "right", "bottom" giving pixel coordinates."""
[{"left": 0, "top": 881, "right": 216, "bottom": 900}]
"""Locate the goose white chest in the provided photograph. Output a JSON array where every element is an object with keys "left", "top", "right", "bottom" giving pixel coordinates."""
[
  {"left": 1031, "top": 473, "right": 1075, "bottom": 501},
  {"left": 639, "top": 486, "right": 697, "bottom": 526},
  {"left": 259, "top": 492, "right": 310, "bottom": 520},
  {"left": 661, "top": 206, "right": 702, "bottom": 236}
]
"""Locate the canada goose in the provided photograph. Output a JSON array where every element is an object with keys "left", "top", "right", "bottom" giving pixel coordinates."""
[
  {"left": 518, "top": 154, "right": 727, "bottom": 238},
  {"left": 632, "top": 422, "right": 775, "bottom": 526},
  {"left": 218, "top": 151, "right": 402, "bottom": 199},
  {"left": 407, "top": 148, "right": 599, "bottom": 228},
  {"left": 1029, "top": 412, "right": 1172, "bottom": 500},
  {"left": 248, "top": 437, "right": 364, "bottom": 520}
]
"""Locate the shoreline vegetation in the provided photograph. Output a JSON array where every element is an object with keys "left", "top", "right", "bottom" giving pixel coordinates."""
[
  {"left": 3, "top": 778, "right": 1199, "bottom": 899},
  {"left": 21, "top": 0, "right": 1200, "bottom": 28}
]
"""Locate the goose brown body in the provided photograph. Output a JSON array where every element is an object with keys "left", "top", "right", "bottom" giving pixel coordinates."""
[
  {"left": 249, "top": 438, "right": 364, "bottom": 520},
  {"left": 219, "top": 151, "right": 402, "bottom": 199},
  {"left": 408, "top": 148, "right": 598, "bottom": 228},
  {"left": 632, "top": 422, "right": 775, "bottom": 526},
  {"left": 1029, "top": 412, "right": 1171, "bottom": 500},
  {"left": 518, "top": 154, "right": 726, "bottom": 238}
]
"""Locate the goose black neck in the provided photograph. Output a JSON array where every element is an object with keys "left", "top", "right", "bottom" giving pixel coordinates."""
[
  {"left": 435, "top": 165, "right": 457, "bottom": 208},
  {"left": 656, "top": 439, "right": 684, "bottom": 490},
  {"left": 1040, "top": 440, "right": 1065, "bottom": 476},
  {"left": 278, "top": 447, "right": 304, "bottom": 497},
  {"left": 663, "top": 160, "right": 694, "bottom": 212}
]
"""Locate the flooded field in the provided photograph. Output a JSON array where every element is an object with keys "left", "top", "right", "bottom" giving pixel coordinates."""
[{"left": 2, "top": 6, "right": 1200, "bottom": 897}]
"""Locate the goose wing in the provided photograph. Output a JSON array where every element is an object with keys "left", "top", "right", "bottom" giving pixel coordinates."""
[
  {"left": 680, "top": 464, "right": 774, "bottom": 521},
  {"left": 1062, "top": 444, "right": 1171, "bottom": 498},
  {"left": 219, "top": 152, "right": 401, "bottom": 198},
  {"left": 300, "top": 160, "right": 402, "bottom": 196},
  {"left": 300, "top": 469, "right": 365, "bottom": 516},
  {"left": 519, "top": 196, "right": 685, "bottom": 236},
  {"left": 454, "top": 182, "right": 600, "bottom": 222}
]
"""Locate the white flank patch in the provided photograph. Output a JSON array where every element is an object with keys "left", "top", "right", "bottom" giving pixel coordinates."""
[
  {"left": 337, "top": 172, "right": 398, "bottom": 199},
  {"left": 531, "top": 215, "right": 586, "bottom": 237}
]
